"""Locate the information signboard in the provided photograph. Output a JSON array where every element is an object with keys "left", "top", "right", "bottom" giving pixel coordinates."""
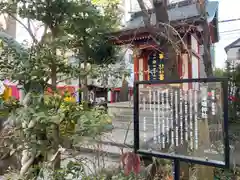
[{"left": 133, "top": 78, "right": 229, "bottom": 168}]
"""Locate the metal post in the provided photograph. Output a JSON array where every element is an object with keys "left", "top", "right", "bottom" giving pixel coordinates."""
[
  {"left": 173, "top": 159, "right": 180, "bottom": 180},
  {"left": 78, "top": 56, "right": 81, "bottom": 104},
  {"left": 223, "top": 79, "right": 230, "bottom": 168},
  {"left": 78, "top": 86, "right": 81, "bottom": 103},
  {"left": 133, "top": 83, "right": 140, "bottom": 153}
]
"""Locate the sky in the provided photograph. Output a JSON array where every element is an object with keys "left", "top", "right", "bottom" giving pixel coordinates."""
[{"left": 214, "top": 0, "right": 240, "bottom": 68}]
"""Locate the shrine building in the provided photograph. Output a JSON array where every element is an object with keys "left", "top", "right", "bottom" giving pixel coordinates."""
[{"left": 109, "top": 0, "right": 219, "bottom": 90}]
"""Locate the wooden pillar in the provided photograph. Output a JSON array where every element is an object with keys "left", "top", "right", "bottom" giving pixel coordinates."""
[
  {"left": 178, "top": 54, "right": 183, "bottom": 79},
  {"left": 143, "top": 52, "right": 149, "bottom": 81},
  {"left": 182, "top": 53, "right": 189, "bottom": 91},
  {"left": 139, "top": 57, "right": 144, "bottom": 81},
  {"left": 198, "top": 41, "right": 201, "bottom": 78},
  {"left": 134, "top": 55, "right": 139, "bottom": 81},
  {"left": 188, "top": 53, "right": 192, "bottom": 89}
]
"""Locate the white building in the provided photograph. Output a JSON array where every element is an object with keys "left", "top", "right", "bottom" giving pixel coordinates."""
[
  {"left": 123, "top": 0, "right": 186, "bottom": 14},
  {"left": 225, "top": 38, "right": 240, "bottom": 68}
]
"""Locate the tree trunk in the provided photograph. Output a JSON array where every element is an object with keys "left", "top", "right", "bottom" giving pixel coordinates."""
[
  {"left": 51, "top": 64, "right": 57, "bottom": 89},
  {"left": 161, "top": 45, "right": 179, "bottom": 80},
  {"left": 50, "top": 28, "right": 58, "bottom": 90},
  {"left": 137, "top": 0, "right": 151, "bottom": 26},
  {"left": 82, "top": 59, "right": 89, "bottom": 102},
  {"left": 50, "top": 28, "right": 61, "bottom": 170},
  {"left": 119, "top": 74, "right": 129, "bottom": 102},
  {"left": 198, "top": 0, "right": 213, "bottom": 77},
  {"left": 136, "top": 1, "right": 184, "bottom": 178},
  {"left": 153, "top": 0, "right": 179, "bottom": 80},
  {"left": 202, "top": 21, "right": 213, "bottom": 77},
  {"left": 137, "top": 0, "right": 179, "bottom": 80},
  {"left": 191, "top": 119, "right": 214, "bottom": 180}
]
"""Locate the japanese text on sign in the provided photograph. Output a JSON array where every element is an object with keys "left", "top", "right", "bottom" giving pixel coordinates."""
[{"left": 148, "top": 52, "right": 165, "bottom": 80}]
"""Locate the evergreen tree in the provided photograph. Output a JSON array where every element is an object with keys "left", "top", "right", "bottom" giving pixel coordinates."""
[
  {"left": 226, "top": 62, "right": 240, "bottom": 124},
  {"left": 0, "top": 0, "right": 120, "bottom": 177}
]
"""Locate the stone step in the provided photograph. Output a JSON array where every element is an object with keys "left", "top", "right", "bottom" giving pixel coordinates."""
[{"left": 76, "top": 142, "right": 133, "bottom": 156}]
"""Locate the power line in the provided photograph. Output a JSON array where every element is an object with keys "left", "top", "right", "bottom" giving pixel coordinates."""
[
  {"left": 221, "top": 33, "right": 240, "bottom": 36},
  {"left": 220, "top": 29, "right": 240, "bottom": 34},
  {"left": 219, "top": 18, "right": 240, "bottom": 23}
]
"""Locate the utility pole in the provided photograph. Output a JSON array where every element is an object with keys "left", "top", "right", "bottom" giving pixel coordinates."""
[
  {"left": 219, "top": 18, "right": 240, "bottom": 23},
  {"left": 199, "top": 0, "right": 213, "bottom": 77}
]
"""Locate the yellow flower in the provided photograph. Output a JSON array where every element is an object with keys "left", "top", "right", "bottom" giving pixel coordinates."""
[
  {"left": 64, "top": 96, "right": 75, "bottom": 102},
  {"left": 2, "top": 86, "right": 11, "bottom": 100}
]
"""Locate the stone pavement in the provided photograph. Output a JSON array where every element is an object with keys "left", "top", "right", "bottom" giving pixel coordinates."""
[
  {"left": 78, "top": 117, "right": 134, "bottom": 155},
  {"left": 78, "top": 116, "right": 240, "bottom": 167}
]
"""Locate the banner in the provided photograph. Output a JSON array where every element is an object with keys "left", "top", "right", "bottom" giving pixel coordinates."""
[{"left": 148, "top": 52, "right": 164, "bottom": 80}]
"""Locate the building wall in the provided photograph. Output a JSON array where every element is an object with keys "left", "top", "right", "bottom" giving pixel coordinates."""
[
  {"left": 226, "top": 46, "right": 240, "bottom": 68},
  {"left": 199, "top": 45, "right": 207, "bottom": 78},
  {"left": 0, "top": 14, "right": 16, "bottom": 38},
  {"left": 120, "top": 0, "right": 131, "bottom": 25},
  {"left": 127, "top": 0, "right": 186, "bottom": 13},
  {"left": 118, "top": 0, "right": 134, "bottom": 87},
  {"left": 210, "top": 44, "right": 215, "bottom": 68}
]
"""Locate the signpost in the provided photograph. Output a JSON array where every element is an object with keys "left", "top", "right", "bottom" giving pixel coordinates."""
[
  {"left": 148, "top": 52, "right": 164, "bottom": 80},
  {"left": 133, "top": 78, "right": 229, "bottom": 180}
]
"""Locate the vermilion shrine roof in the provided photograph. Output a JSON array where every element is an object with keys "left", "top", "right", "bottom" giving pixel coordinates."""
[{"left": 109, "top": 0, "right": 219, "bottom": 45}]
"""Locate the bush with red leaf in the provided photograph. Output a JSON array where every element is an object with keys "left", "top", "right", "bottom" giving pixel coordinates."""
[{"left": 121, "top": 152, "right": 141, "bottom": 176}]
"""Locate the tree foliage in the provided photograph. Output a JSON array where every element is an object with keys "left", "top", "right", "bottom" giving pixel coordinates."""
[
  {"left": 0, "top": 0, "right": 120, "bottom": 89},
  {"left": 213, "top": 68, "right": 225, "bottom": 77},
  {"left": 0, "top": 0, "right": 120, "bottom": 178},
  {"left": 227, "top": 63, "right": 240, "bottom": 124},
  {"left": 65, "top": 0, "right": 120, "bottom": 65}
]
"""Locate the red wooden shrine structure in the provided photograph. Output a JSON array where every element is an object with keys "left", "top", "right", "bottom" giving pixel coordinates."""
[{"left": 109, "top": 0, "right": 219, "bottom": 94}]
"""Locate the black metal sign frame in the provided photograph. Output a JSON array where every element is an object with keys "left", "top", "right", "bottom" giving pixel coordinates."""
[{"left": 133, "top": 78, "right": 230, "bottom": 170}]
